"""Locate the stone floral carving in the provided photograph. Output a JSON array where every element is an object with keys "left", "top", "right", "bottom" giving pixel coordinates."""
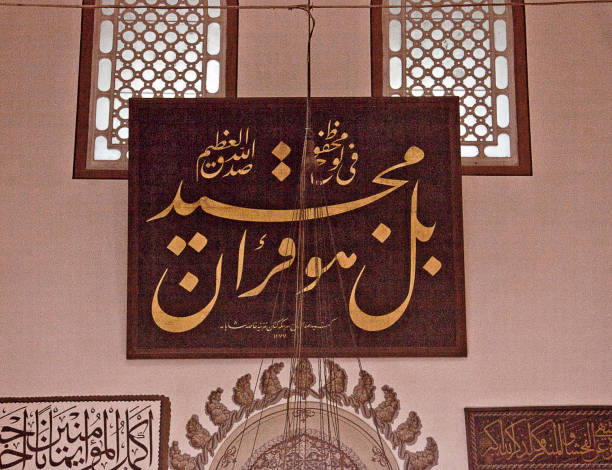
[
  {"left": 169, "top": 441, "right": 197, "bottom": 470},
  {"left": 218, "top": 445, "right": 236, "bottom": 468},
  {"left": 404, "top": 437, "right": 438, "bottom": 470},
  {"left": 325, "top": 359, "right": 348, "bottom": 397},
  {"left": 371, "top": 445, "right": 389, "bottom": 467},
  {"left": 294, "top": 358, "right": 316, "bottom": 395},
  {"left": 375, "top": 385, "right": 400, "bottom": 425},
  {"left": 350, "top": 370, "right": 375, "bottom": 408},
  {"left": 232, "top": 374, "right": 255, "bottom": 408},
  {"left": 170, "top": 359, "right": 438, "bottom": 470},
  {"left": 260, "top": 363, "right": 284, "bottom": 397},
  {"left": 205, "top": 388, "right": 231, "bottom": 426},
  {"left": 396, "top": 411, "right": 421, "bottom": 445},
  {"left": 186, "top": 415, "right": 211, "bottom": 450},
  {"left": 243, "top": 429, "right": 368, "bottom": 470}
]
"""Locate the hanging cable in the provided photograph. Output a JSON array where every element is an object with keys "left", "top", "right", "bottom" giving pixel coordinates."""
[{"left": 1, "top": 0, "right": 610, "bottom": 9}]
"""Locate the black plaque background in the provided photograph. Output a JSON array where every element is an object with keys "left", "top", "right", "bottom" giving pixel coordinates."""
[{"left": 128, "top": 97, "right": 465, "bottom": 358}]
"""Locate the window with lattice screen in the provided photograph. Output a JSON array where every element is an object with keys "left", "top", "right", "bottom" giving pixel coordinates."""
[
  {"left": 371, "top": 0, "right": 531, "bottom": 175},
  {"left": 74, "top": 0, "right": 238, "bottom": 178}
]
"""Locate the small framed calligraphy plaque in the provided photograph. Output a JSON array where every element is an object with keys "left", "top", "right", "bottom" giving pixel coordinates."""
[
  {"left": 128, "top": 97, "right": 465, "bottom": 358},
  {"left": 0, "top": 395, "right": 170, "bottom": 470},
  {"left": 465, "top": 406, "right": 612, "bottom": 469}
]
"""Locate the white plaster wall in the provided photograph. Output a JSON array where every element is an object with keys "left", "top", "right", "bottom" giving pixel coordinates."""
[{"left": 0, "top": 1, "right": 610, "bottom": 468}]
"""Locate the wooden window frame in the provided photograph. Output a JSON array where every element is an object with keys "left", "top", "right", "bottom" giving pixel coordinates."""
[
  {"left": 370, "top": 0, "right": 532, "bottom": 175},
  {"left": 73, "top": 0, "right": 239, "bottom": 179}
]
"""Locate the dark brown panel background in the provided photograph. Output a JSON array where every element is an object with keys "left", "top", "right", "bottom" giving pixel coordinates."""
[{"left": 128, "top": 97, "right": 465, "bottom": 358}]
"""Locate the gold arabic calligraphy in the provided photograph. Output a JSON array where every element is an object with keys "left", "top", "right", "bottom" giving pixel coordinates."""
[
  {"left": 480, "top": 417, "right": 612, "bottom": 463},
  {"left": 149, "top": 146, "right": 436, "bottom": 334},
  {"left": 148, "top": 146, "right": 424, "bottom": 223},
  {"left": 196, "top": 128, "right": 255, "bottom": 180},
  {"left": 220, "top": 317, "right": 339, "bottom": 334},
  {"left": 311, "top": 120, "right": 358, "bottom": 186}
]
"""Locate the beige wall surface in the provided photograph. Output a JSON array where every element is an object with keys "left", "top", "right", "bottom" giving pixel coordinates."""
[{"left": 0, "top": 1, "right": 610, "bottom": 468}]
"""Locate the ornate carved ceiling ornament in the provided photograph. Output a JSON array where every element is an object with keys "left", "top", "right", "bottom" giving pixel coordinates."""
[{"left": 169, "top": 359, "right": 438, "bottom": 470}]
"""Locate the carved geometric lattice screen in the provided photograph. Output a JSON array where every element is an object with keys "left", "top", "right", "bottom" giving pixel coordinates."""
[
  {"left": 380, "top": 0, "right": 527, "bottom": 169},
  {"left": 75, "top": 0, "right": 235, "bottom": 177}
]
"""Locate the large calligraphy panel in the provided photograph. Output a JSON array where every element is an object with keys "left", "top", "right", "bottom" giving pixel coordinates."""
[
  {"left": 128, "top": 97, "right": 465, "bottom": 358},
  {"left": 465, "top": 407, "right": 612, "bottom": 469},
  {"left": 0, "top": 396, "right": 170, "bottom": 470}
]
